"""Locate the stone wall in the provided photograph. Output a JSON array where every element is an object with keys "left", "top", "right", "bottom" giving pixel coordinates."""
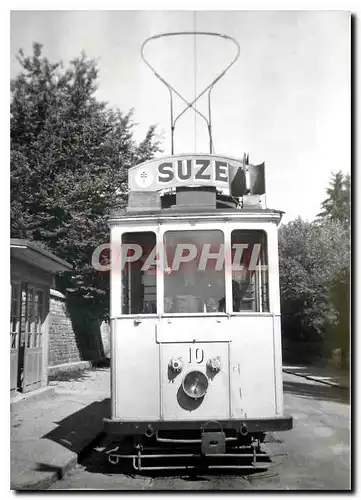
[
  {"left": 48, "top": 289, "right": 82, "bottom": 366},
  {"left": 48, "top": 289, "right": 110, "bottom": 369},
  {"left": 101, "top": 321, "right": 110, "bottom": 357}
]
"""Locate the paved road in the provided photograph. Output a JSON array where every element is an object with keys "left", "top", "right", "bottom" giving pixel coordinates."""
[{"left": 50, "top": 372, "right": 350, "bottom": 490}]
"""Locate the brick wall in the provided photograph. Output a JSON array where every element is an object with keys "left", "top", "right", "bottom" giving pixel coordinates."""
[{"left": 48, "top": 289, "right": 82, "bottom": 366}]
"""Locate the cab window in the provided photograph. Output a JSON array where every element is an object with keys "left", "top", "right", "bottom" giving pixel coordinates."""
[
  {"left": 121, "top": 232, "right": 157, "bottom": 314},
  {"left": 163, "top": 230, "right": 225, "bottom": 314},
  {"left": 231, "top": 230, "right": 269, "bottom": 312}
]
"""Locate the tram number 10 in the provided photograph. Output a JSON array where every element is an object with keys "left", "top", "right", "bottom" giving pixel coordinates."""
[{"left": 188, "top": 347, "right": 204, "bottom": 364}]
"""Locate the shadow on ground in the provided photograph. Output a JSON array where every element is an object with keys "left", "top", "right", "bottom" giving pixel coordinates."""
[
  {"left": 34, "top": 463, "right": 65, "bottom": 478},
  {"left": 42, "top": 398, "right": 110, "bottom": 456},
  {"left": 284, "top": 365, "right": 349, "bottom": 382},
  {"left": 283, "top": 379, "right": 349, "bottom": 404}
]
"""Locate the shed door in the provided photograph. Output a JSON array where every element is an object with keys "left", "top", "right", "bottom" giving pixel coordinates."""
[
  {"left": 22, "top": 287, "right": 45, "bottom": 393},
  {"left": 10, "top": 282, "right": 21, "bottom": 392}
]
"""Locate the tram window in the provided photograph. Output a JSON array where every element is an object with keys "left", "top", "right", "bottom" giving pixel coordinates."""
[
  {"left": 163, "top": 230, "right": 225, "bottom": 314},
  {"left": 121, "top": 232, "right": 157, "bottom": 314},
  {"left": 231, "top": 230, "right": 269, "bottom": 312}
]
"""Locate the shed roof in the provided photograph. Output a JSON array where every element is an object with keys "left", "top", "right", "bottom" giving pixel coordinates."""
[{"left": 10, "top": 239, "right": 72, "bottom": 274}]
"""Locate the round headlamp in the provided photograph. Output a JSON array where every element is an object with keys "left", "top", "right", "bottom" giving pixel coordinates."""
[{"left": 182, "top": 371, "right": 208, "bottom": 399}]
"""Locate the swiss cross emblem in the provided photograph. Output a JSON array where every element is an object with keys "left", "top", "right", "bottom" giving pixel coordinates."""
[{"left": 135, "top": 169, "right": 154, "bottom": 188}]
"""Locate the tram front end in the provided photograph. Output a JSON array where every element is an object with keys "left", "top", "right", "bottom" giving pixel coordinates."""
[{"left": 102, "top": 154, "right": 293, "bottom": 471}]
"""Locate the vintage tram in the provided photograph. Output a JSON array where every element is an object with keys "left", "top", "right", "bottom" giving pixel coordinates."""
[{"left": 102, "top": 33, "right": 293, "bottom": 471}]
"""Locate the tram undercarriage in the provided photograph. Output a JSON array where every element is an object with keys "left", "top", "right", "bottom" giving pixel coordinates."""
[{"left": 106, "top": 429, "right": 270, "bottom": 472}]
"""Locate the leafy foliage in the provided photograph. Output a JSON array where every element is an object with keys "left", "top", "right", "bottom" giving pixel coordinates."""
[
  {"left": 279, "top": 216, "right": 350, "bottom": 363},
  {"left": 316, "top": 171, "right": 350, "bottom": 226},
  {"left": 11, "top": 43, "right": 162, "bottom": 318},
  {"left": 280, "top": 169, "right": 351, "bottom": 366}
]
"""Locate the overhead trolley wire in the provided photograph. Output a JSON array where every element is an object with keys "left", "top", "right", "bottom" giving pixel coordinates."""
[{"left": 193, "top": 12, "right": 197, "bottom": 153}]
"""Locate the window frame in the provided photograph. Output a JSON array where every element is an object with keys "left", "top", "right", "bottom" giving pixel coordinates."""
[
  {"left": 162, "top": 228, "right": 227, "bottom": 317},
  {"left": 230, "top": 229, "right": 270, "bottom": 314},
  {"left": 120, "top": 230, "right": 158, "bottom": 316}
]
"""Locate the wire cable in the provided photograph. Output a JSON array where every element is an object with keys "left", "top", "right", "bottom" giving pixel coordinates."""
[{"left": 193, "top": 12, "right": 197, "bottom": 152}]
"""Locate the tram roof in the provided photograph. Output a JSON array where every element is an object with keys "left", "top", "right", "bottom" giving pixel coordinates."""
[{"left": 108, "top": 207, "right": 284, "bottom": 226}]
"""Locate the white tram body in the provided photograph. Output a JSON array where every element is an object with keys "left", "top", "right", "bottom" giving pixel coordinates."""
[{"left": 104, "top": 153, "right": 292, "bottom": 469}]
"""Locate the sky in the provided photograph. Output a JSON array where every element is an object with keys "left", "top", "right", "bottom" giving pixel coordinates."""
[{"left": 10, "top": 10, "right": 350, "bottom": 223}]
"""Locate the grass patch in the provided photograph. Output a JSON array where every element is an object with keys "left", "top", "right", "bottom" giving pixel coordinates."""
[
  {"left": 48, "top": 359, "right": 110, "bottom": 383},
  {"left": 48, "top": 369, "right": 90, "bottom": 382}
]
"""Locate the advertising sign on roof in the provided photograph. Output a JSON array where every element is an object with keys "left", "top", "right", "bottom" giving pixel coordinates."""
[
  {"left": 128, "top": 154, "right": 265, "bottom": 196},
  {"left": 129, "top": 154, "right": 242, "bottom": 192}
]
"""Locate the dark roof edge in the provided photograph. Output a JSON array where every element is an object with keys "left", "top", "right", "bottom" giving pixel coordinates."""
[
  {"left": 109, "top": 207, "right": 284, "bottom": 218},
  {"left": 10, "top": 239, "right": 72, "bottom": 270}
]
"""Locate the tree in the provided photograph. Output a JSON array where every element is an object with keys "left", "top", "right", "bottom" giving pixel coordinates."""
[
  {"left": 317, "top": 171, "right": 351, "bottom": 226},
  {"left": 279, "top": 217, "right": 350, "bottom": 363},
  {"left": 11, "top": 43, "right": 162, "bottom": 319}
]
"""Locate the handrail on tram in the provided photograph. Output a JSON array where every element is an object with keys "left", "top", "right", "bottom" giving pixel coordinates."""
[{"left": 141, "top": 32, "right": 240, "bottom": 155}]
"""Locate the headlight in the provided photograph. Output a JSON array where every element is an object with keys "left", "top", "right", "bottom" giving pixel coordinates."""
[{"left": 182, "top": 370, "right": 208, "bottom": 399}]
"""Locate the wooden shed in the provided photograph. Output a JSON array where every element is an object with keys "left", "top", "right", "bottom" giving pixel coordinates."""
[{"left": 10, "top": 239, "right": 72, "bottom": 394}]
